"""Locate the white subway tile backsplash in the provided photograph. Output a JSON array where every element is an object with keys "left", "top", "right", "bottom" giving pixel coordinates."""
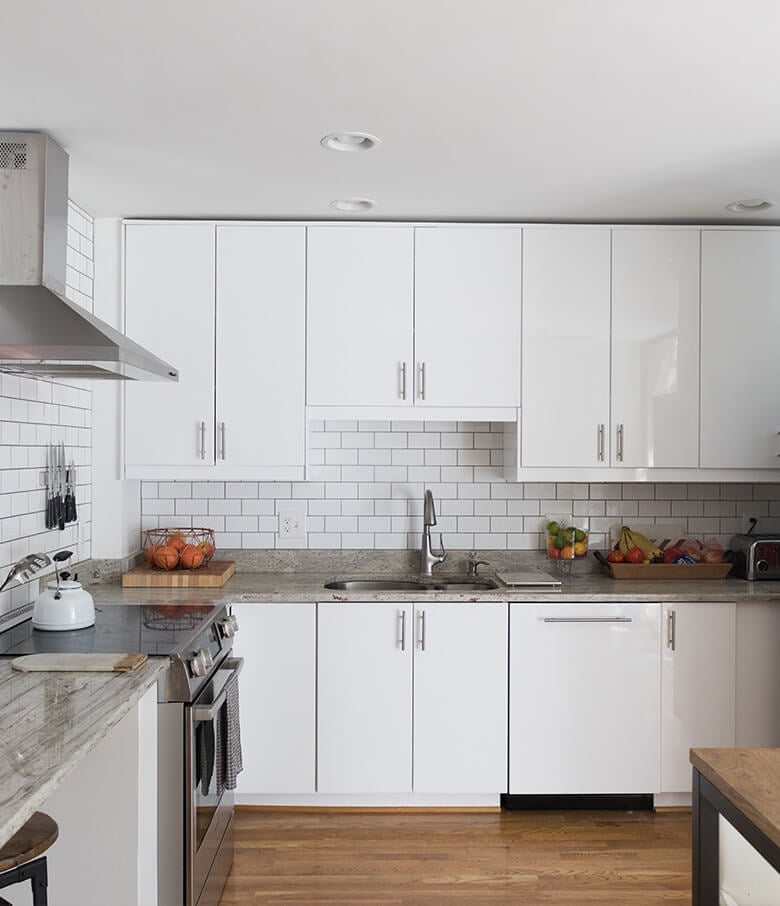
[{"left": 139, "top": 422, "right": 780, "bottom": 552}]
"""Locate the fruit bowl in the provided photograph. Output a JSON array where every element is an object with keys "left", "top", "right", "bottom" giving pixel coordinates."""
[
  {"left": 142, "top": 527, "right": 216, "bottom": 571},
  {"left": 545, "top": 517, "right": 589, "bottom": 564}
]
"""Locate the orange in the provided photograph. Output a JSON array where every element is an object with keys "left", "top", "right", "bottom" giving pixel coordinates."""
[
  {"left": 153, "top": 545, "right": 180, "bottom": 570},
  {"left": 179, "top": 544, "right": 205, "bottom": 570},
  {"left": 560, "top": 545, "right": 575, "bottom": 560}
]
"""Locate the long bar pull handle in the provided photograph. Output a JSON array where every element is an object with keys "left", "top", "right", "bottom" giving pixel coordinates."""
[
  {"left": 419, "top": 362, "right": 426, "bottom": 400},
  {"left": 199, "top": 421, "right": 206, "bottom": 460},
  {"left": 667, "top": 610, "right": 676, "bottom": 650},
  {"left": 399, "top": 610, "right": 407, "bottom": 651},
  {"left": 192, "top": 658, "right": 245, "bottom": 721},
  {"left": 543, "top": 617, "right": 633, "bottom": 624},
  {"left": 219, "top": 422, "right": 226, "bottom": 460},
  {"left": 419, "top": 610, "right": 427, "bottom": 651},
  {"left": 616, "top": 423, "right": 624, "bottom": 462},
  {"left": 597, "top": 423, "right": 605, "bottom": 462},
  {"left": 400, "top": 362, "right": 407, "bottom": 400}
]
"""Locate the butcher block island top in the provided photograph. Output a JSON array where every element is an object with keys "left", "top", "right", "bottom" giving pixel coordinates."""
[{"left": 691, "top": 748, "right": 780, "bottom": 850}]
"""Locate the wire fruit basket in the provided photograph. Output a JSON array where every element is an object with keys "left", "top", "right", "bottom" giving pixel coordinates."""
[{"left": 142, "top": 527, "right": 216, "bottom": 571}]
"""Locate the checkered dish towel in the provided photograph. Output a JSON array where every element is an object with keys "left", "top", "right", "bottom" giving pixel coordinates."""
[{"left": 215, "top": 671, "right": 243, "bottom": 793}]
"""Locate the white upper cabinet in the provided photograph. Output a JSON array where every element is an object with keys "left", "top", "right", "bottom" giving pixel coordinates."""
[
  {"left": 306, "top": 225, "right": 520, "bottom": 413},
  {"left": 414, "top": 228, "right": 521, "bottom": 406},
  {"left": 124, "top": 222, "right": 306, "bottom": 479},
  {"left": 521, "top": 228, "right": 612, "bottom": 466},
  {"left": 216, "top": 225, "right": 306, "bottom": 471},
  {"left": 306, "top": 226, "right": 415, "bottom": 407},
  {"left": 125, "top": 222, "right": 216, "bottom": 469},
  {"left": 611, "top": 229, "right": 700, "bottom": 468},
  {"left": 701, "top": 230, "right": 780, "bottom": 468}
]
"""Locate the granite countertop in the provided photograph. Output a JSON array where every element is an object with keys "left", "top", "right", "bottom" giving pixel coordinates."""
[
  {"left": 0, "top": 657, "right": 167, "bottom": 848},
  {"left": 84, "top": 553, "right": 780, "bottom": 607}
]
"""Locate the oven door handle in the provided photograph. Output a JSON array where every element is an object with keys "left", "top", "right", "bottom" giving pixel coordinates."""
[{"left": 192, "top": 657, "right": 244, "bottom": 722}]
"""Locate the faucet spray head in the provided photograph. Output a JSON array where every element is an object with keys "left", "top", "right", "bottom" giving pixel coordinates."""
[{"left": 423, "top": 489, "right": 437, "bottom": 526}]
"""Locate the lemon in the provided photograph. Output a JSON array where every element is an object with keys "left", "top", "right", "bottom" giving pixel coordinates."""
[{"left": 573, "top": 541, "right": 587, "bottom": 557}]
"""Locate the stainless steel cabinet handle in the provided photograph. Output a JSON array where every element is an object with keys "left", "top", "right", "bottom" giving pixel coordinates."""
[
  {"left": 399, "top": 610, "right": 406, "bottom": 651},
  {"left": 418, "top": 609, "right": 427, "bottom": 650},
  {"left": 219, "top": 422, "right": 226, "bottom": 460},
  {"left": 542, "top": 617, "right": 633, "bottom": 624},
  {"left": 419, "top": 362, "right": 426, "bottom": 400},
  {"left": 192, "top": 657, "right": 244, "bottom": 721},
  {"left": 616, "top": 423, "right": 624, "bottom": 462},
  {"left": 667, "top": 610, "right": 676, "bottom": 650},
  {"left": 400, "top": 362, "right": 407, "bottom": 400},
  {"left": 597, "top": 423, "right": 605, "bottom": 462},
  {"left": 199, "top": 421, "right": 206, "bottom": 460}
]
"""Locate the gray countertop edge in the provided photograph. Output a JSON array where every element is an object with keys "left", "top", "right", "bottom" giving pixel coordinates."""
[
  {"left": 0, "top": 658, "right": 167, "bottom": 848},
  {"left": 86, "top": 570, "right": 780, "bottom": 606}
]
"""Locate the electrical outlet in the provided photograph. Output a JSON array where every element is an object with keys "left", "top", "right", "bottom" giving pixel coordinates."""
[{"left": 278, "top": 509, "right": 306, "bottom": 539}]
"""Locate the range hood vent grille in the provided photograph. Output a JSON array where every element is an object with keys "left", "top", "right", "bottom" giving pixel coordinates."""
[{"left": 0, "top": 141, "right": 27, "bottom": 170}]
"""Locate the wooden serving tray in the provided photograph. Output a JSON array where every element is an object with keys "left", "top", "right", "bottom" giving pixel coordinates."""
[
  {"left": 605, "top": 562, "right": 733, "bottom": 580},
  {"left": 121, "top": 560, "right": 235, "bottom": 588}
]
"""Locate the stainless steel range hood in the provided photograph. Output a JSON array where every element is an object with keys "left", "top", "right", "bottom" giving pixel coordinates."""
[{"left": 0, "top": 132, "right": 178, "bottom": 381}]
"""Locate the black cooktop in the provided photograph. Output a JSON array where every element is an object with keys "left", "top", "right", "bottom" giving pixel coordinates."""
[{"left": 0, "top": 603, "right": 222, "bottom": 657}]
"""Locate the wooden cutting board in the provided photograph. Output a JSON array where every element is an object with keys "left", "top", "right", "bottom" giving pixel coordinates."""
[
  {"left": 121, "top": 560, "right": 235, "bottom": 588},
  {"left": 11, "top": 653, "right": 148, "bottom": 673}
]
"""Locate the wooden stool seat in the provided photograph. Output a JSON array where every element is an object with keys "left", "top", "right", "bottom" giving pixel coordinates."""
[{"left": 0, "top": 812, "right": 58, "bottom": 906}]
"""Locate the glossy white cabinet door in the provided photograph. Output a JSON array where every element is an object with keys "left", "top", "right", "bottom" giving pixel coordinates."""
[
  {"left": 660, "top": 602, "right": 735, "bottom": 794},
  {"left": 521, "top": 229, "right": 611, "bottom": 466},
  {"left": 509, "top": 603, "right": 661, "bottom": 794},
  {"left": 317, "top": 602, "right": 413, "bottom": 793},
  {"left": 414, "top": 228, "right": 521, "bottom": 406},
  {"left": 413, "top": 602, "right": 508, "bottom": 793},
  {"left": 701, "top": 230, "right": 780, "bottom": 467},
  {"left": 233, "top": 602, "right": 316, "bottom": 796},
  {"left": 307, "top": 226, "right": 414, "bottom": 406},
  {"left": 216, "top": 226, "right": 305, "bottom": 468},
  {"left": 611, "top": 229, "right": 700, "bottom": 468},
  {"left": 124, "top": 222, "right": 215, "bottom": 467}
]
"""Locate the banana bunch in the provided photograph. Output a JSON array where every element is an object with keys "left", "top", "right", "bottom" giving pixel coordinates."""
[{"left": 618, "top": 526, "right": 663, "bottom": 561}]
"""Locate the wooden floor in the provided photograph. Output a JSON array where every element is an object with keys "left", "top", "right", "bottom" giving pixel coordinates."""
[{"left": 220, "top": 808, "right": 692, "bottom": 905}]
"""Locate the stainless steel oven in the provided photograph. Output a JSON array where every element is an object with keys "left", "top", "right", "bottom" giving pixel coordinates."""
[{"left": 186, "top": 655, "right": 243, "bottom": 906}]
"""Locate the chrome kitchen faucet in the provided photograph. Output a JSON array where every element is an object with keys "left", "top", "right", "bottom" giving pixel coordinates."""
[{"left": 419, "top": 489, "right": 447, "bottom": 577}]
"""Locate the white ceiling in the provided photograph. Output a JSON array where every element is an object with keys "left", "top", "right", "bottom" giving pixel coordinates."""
[{"left": 3, "top": 0, "right": 780, "bottom": 223}]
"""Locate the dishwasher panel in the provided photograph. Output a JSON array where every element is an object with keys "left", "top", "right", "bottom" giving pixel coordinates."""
[{"left": 508, "top": 602, "right": 661, "bottom": 795}]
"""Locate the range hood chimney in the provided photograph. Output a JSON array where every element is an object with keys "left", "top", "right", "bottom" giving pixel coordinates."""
[{"left": 0, "top": 131, "right": 178, "bottom": 381}]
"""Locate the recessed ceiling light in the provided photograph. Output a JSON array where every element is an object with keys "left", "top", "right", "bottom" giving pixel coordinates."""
[
  {"left": 726, "top": 199, "right": 773, "bottom": 213},
  {"left": 321, "top": 132, "right": 380, "bottom": 152},
  {"left": 330, "top": 198, "right": 376, "bottom": 212}
]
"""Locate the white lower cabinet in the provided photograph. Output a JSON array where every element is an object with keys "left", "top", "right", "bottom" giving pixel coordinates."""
[
  {"left": 233, "top": 602, "right": 316, "bottom": 798},
  {"left": 317, "top": 601, "right": 508, "bottom": 795},
  {"left": 660, "top": 602, "right": 736, "bottom": 795},
  {"left": 509, "top": 602, "right": 661, "bottom": 794}
]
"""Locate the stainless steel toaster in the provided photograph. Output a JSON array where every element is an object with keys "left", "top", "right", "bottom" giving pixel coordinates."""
[{"left": 729, "top": 534, "right": 780, "bottom": 580}]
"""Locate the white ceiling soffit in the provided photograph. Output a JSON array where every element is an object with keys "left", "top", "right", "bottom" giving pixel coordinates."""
[{"left": 2, "top": 0, "right": 779, "bottom": 223}]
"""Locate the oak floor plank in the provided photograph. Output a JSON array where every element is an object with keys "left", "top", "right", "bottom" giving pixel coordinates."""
[{"left": 221, "top": 809, "right": 691, "bottom": 905}]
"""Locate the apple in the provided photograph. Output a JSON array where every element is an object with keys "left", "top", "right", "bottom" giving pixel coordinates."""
[
  {"left": 606, "top": 549, "right": 625, "bottom": 563},
  {"left": 625, "top": 547, "right": 644, "bottom": 564}
]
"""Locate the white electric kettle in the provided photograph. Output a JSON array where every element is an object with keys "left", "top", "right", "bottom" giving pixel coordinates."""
[{"left": 32, "top": 550, "right": 95, "bottom": 631}]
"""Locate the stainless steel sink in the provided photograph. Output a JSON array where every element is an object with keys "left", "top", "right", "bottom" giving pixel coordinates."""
[{"left": 324, "top": 578, "right": 499, "bottom": 592}]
